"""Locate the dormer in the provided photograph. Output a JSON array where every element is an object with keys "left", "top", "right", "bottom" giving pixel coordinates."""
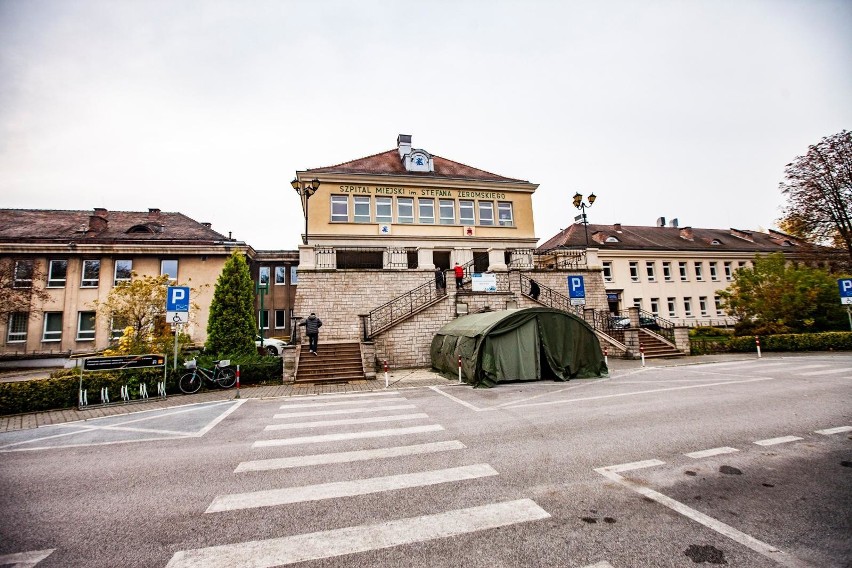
[{"left": 397, "top": 134, "right": 434, "bottom": 173}]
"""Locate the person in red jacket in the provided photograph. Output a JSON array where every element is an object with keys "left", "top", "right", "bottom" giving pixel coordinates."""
[{"left": 453, "top": 262, "right": 465, "bottom": 289}]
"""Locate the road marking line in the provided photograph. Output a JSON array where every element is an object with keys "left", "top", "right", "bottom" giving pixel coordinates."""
[
  {"left": 235, "top": 440, "right": 466, "bottom": 472},
  {"left": 428, "top": 386, "right": 485, "bottom": 411},
  {"left": 597, "top": 459, "right": 665, "bottom": 474},
  {"left": 784, "top": 364, "right": 829, "bottom": 371},
  {"left": 278, "top": 398, "right": 405, "bottom": 410},
  {"left": 264, "top": 413, "right": 429, "bottom": 430},
  {"left": 684, "top": 447, "right": 740, "bottom": 459},
  {"left": 798, "top": 368, "right": 852, "bottom": 377},
  {"left": 491, "top": 378, "right": 611, "bottom": 409},
  {"left": 207, "top": 464, "right": 499, "bottom": 513},
  {"left": 282, "top": 391, "right": 403, "bottom": 401},
  {"left": 754, "top": 436, "right": 803, "bottom": 446},
  {"left": 273, "top": 404, "right": 416, "bottom": 418},
  {"left": 170, "top": 499, "right": 550, "bottom": 568},
  {"left": 595, "top": 464, "right": 811, "bottom": 567},
  {"left": 252, "top": 424, "right": 444, "bottom": 447},
  {"left": 0, "top": 548, "right": 55, "bottom": 567},
  {"left": 815, "top": 426, "right": 852, "bottom": 435},
  {"left": 509, "top": 377, "right": 775, "bottom": 409},
  {"left": 581, "top": 562, "right": 615, "bottom": 568}
]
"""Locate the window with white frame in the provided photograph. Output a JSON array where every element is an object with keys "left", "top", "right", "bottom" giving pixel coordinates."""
[
  {"left": 397, "top": 197, "right": 414, "bottom": 224},
  {"left": 331, "top": 195, "right": 349, "bottom": 222},
  {"left": 709, "top": 262, "right": 718, "bottom": 281},
  {"left": 114, "top": 260, "right": 132, "bottom": 286},
  {"left": 699, "top": 296, "right": 708, "bottom": 316},
  {"left": 160, "top": 259, "right": 178, "bottom": 283},
  {"left": 683, "top": 297, "right": 693, "bottom": 317},
  {"left": 375, "top": 197, "right": 392, "bottom": 223},
  {"left": 439, "top": 199, "right": 455, "bottom": 224},
  {"left": 738, "top": 261, "right": 747, "bottom": 269},
  {"left": 603, "top": 261, "right": 613, "bottom": 283},
  {"left": 646, "top": 261, "right": 656, "bottom": 282},
  {"left": 694, "top": 262, "right": 704, "bottom": 281},
  {"left": 724, "top": 261, "right": 733, "bottom": 280},
  {"left": 48, "top": 260, "right": 67, "bottom": 287},
  {"left": 43, "top": 312, "right": 62, "bottom": 342},
  {"left": 629, "top": 261, "right": 639, "bottom": 282},
  {"left": 662, "top": 261, "right": 672, "bottom": 281},
  {"left": 258, "top": 310, "right": 269, "bottom": 330},
  {"left": 259, "top": 266, "right": 270, "bottom": 286},
  {"left": 650, "top": 298, "right": 659, "bottom": 316},
  {"left": 459, "top": 200, "right": 475, "bottom": 225},
  {"left": 714, "top": 295, "right": 724, "bottom": 315},
  {"left": 274, "top": 309, "right": 286, "bottom": 329},
  {"left": 667, "top": 298, "right": 677, "bottom": 318},
  {"left": 275, "top": 266, "right": 286, "bottom": 285},
  {"left": 679, "top": 262, "right": 688, "bottom": 281},
  {"left": 7, "top": 312, "right": 28, "bottom": 343},
  {"left": 77, "top": 311, "right": 96, "bottom": 341},
  {"left": 81, "top": 260, "right": 100, "bottom": 288},
  {"left": 110, "top": 317, "right": 129, "bottom": 340},
  {"left": 418, "top": 198, "right": 435, "bottom": 224},
  {"left": 13, "top": 260, "right": 33, "bottom": 288},
  {"left": 478, "top": 201, "right": 494, "bottom": 226},
  {"left": 353, "top": 196, "right": 371, "bottom": 223},
  {"left": 633, "top": 298, "right": 642, "bottom": 308},
  {"left": 497, "top": 202, "right": 514, "bottom": 226}
]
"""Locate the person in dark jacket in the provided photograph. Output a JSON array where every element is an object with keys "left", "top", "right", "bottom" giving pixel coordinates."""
[
  {"left": 298, "top": 312, "right": 323, "bottom": 355},
  {"left": 434, "top": 266, "right": 446, "bottom": 293},
  {"left": 529, "top": 279, "right": 541, "bottom": 301}
]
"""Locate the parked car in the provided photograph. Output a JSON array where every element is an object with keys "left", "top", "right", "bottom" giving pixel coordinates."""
[
  {"left": 256, "top": 335, "right": 288, "bottom": 356},
  {"left": 609, "top": 316, "right": 631, "bottom": 329},
  {"left": 639, "top": 315, "right": 661, "bottom": 331}
]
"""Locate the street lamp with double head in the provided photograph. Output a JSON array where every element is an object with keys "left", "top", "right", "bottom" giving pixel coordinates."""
[
  {"left": 291, "top": 177, "right": 321, "bottom": 245},
  {"left": 572, "top": 191, "right": 596, "bottom": 247}
]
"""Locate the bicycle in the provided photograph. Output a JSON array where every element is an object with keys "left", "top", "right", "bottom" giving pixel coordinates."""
[{"left": 179, "top": 358, "right": 237, "bottom": 394}]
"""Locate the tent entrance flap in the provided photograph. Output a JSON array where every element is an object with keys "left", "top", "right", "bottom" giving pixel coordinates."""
[{"left": 481, "top": 319, "right": 540, "bottom": 382}]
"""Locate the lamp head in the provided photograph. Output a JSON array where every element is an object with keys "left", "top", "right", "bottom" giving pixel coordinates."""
[
  {"left": 572, "top": 192, "right": 583, "bottom": 209},
  {"left": 310, "top": 178, "right": 321, "bottom": 190},
  {"left": 588, "top": 193, "right": 596, "bottom": 206},
  {"left": 291, "top": 178, "right": 300, "bottom": 191}
]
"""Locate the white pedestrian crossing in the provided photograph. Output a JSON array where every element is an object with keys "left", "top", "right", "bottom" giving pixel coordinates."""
[
  {"left": 168, "top": 499, "right": 550, "bottom": 568},
  {"left": 172, "top": 392, "right": 551, "bottom": 566},
  {"left": 207, "top": 464, "right": 499, "bottom": 513},
  {"left": 235, "top": 440, "right": 467, "bottom": 472},
  {"left": 253, "top": 424, "right": 445, "bottom": 447},
  {"left": 264, "top": 413, "right": 429, "bottom": 430}
]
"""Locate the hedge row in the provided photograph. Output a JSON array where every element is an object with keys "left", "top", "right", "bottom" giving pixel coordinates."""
[
  {"left": 727, "top": 331, "right": 852, "bottom": 353},
  {"left": 0, "top": 358, "right": 283, "bottom": 416}
]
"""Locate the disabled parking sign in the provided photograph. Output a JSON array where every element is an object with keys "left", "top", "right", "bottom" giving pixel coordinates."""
[
  {"left": 166, "top": 286, "right": 190, "bottom": 324},
  {"left": 567, "top": 276, "right": 586, "bottom": 306},
  {"left": 839, "top": 279, "right": 852, "bottom": 305}
]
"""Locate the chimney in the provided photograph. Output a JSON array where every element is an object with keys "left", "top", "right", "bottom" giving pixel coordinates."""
[
  {"left": 670, "top": 218, "right": 679, "bottom": 228},
  {"left": 93, "top": 207, "right": 108, "bottom": 218},
  {"left": 148, "top": 208, "right": 161, "bottom": 220},
  {"left": 88, "top": 211, "right": 108, "bottom": 233},
  {"left": 397, "top": 134, "right": 412, "bottom": 159},
  {"left": 656, "top": 217, "right": 666, "bottom": 227},
  {"left": 613, "top": 223, "right": 622, "bottom": 232},
  {"left": 679, "top": 226, "right": 694, "bottom": 240}
]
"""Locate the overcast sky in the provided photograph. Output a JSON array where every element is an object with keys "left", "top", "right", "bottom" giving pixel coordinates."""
[{"left": 1, "top": 0, "right": 850, "bottom": 249}]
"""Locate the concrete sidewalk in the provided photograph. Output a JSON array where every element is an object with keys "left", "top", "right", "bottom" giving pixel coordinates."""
[{"left": 0, "top": 352, "right": 766, "bottom": 433}]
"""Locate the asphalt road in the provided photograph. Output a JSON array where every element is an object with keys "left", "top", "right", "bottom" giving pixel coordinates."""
[{"left": 0, "top": 354, "right": 849, "bottom": 568}]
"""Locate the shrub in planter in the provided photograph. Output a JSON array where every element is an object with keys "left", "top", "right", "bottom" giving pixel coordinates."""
[{"left": 728, "top": 331, "right": 852, "bottom": 353}]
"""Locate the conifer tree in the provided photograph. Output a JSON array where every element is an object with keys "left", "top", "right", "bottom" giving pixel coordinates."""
[{"left": 206, "top": 251, "right": 256, "bottom": 357}]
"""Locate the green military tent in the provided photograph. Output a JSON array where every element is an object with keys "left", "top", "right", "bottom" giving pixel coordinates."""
[{"left": 430, "top": 307, "right": 607, "bottom": 387}]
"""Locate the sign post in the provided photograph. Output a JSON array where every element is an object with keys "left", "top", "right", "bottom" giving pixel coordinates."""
[
  {"left": 167, "top": 286, "right": 190, "bottom": 370},
  {"left": 839, "top": 279, "right": 852, "bottom": 331},
  {"left": 568, "top": 276, "right": 586, "bottom": 306}
]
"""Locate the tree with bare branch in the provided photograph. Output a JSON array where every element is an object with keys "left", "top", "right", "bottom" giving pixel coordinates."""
[
  {"left": 778, "top": 130, "right": 852, "bottom": 263},
  {"left": 0, "top": 258, "right": 51, "bottom": 321}
]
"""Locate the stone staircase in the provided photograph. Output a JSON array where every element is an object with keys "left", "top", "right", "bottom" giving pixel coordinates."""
[
  {"left": 294, "top": 341, "right": 366, "bottom": 384},
  {"left": 638, "top": 329, "right": 682, "bottom": 358}
]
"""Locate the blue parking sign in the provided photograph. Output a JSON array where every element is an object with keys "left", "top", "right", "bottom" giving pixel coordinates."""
[
  {"left": 567, "top": 276, "right": 586, "bottom": 306},
  {"left": 166, "top": 286, "right": 190, "bottom": 312},
  {"left": 839, "top": 279, "right": 852, "bottom": 305}
]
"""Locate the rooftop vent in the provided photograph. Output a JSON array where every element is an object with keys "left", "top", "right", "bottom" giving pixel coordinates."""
[{"left": 656, "top": 217, "right": 666, "bottom": 227}]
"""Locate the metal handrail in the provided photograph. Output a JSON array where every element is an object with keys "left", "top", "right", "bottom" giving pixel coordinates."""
[
  {"left": 637, "top": 308, "right": 676, "bottom": 344},
  {"left": 365, "top": 278, "right": 447, "bottom": 338}
]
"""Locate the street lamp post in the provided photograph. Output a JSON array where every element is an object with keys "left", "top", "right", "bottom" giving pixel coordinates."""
[
  {"left": 572, "top": 191, "right": 597, "bottom": 247},
  {"left": 291, "top": 177, "right": 321, "bottom": 245}
]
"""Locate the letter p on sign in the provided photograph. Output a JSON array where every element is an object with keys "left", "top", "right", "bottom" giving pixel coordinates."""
[{"left": 839, "top": 279, "right": 852, "bottom": 305}]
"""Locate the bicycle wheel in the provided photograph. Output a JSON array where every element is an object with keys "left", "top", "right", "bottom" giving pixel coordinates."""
[
  {"left": 179, "top": 372, "right": 202, "bottom": 394},
  {"left": 216, "top": 368, "right": 237, "bottom": 389}
]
